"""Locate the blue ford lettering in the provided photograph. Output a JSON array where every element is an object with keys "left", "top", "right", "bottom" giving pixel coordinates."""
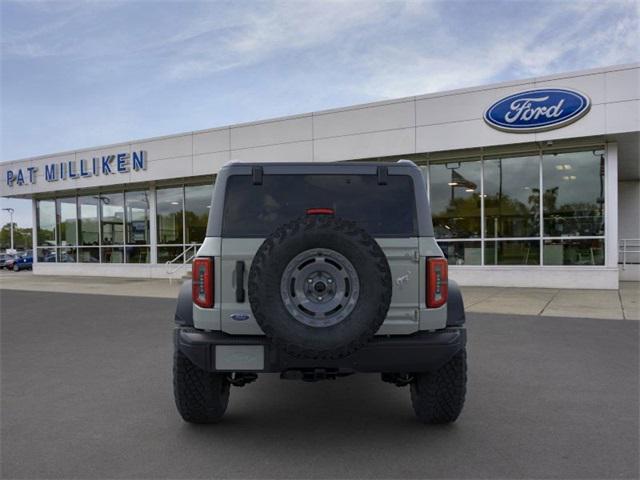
[
  {"left": 484, "top": 88, "right": 590, "bottom": 132},
  {"left": 4, "top": 151, "right": 147, "bottom": 187}
]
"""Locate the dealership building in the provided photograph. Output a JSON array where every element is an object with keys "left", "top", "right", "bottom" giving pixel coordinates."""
[{"left": 1, "top": 63, "right": 638, "bottom": 289}]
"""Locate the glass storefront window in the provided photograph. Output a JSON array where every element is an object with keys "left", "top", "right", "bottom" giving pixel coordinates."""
[
  {"left": 542, "top": 150, "right": 605, "bottom": 237},
  {"left": 157, "top": 187, "right": 183, "bottom": 244},
  {"left": 58, "top": 247, "right": 76, "bottom": 263},
  {"left": 78, "top": 195, "right": 99, "bottom": 246},
  {"left": 543, "top": 238, "right": 604, "bottom": 265},
  {"left": 484, "top": 154, "right": 540, "bottom": 238},
  {"left": 484, "top": 240, "right": 540, "bottom": 265},
  {"left": 158, "top": 245, "right": 183, "bottom": 264},
  {"left": 37, "top": 200, "right": 56, "bottom": 246},
  {"left": 125, "top": 190, "right": 150, "bottom": 245},
  {"left": 100, "top": 193, "right": 124, "bottom": 245},
  {"left": 101, "top": 246, "right": 124, "bottom": 263},
  {"left": 429, "top": 159, "right": 481, "bottom": 238},
  {"left": 126, "top": 246, "right": 150, "bottom": 263},
  {"left": 185, "top": 184, "right": 212, "bottom": 244},
  {"left": 37, "top": 246, "right": 56, "bottom": 262},
  {"left": 56, "top": 197, "right": 77, "bottom": 246},
  {"left": 78, "top": 247, "right": 99, "bottom": 263},
  {"left": 438, "top": 241, "right": 481, "bottom": 265}
]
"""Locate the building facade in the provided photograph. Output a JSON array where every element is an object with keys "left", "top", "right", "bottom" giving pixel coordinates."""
[{"left": 2, "top": 63, "right": 639, "bottom": 288}]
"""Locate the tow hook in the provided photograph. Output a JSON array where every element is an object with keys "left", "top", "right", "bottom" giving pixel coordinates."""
[
  {"left": 227, "top": 372, "right": 258, "bottom": 387},
  {"left": 381, "top": 373, "right": 414, "bottom": 387}
]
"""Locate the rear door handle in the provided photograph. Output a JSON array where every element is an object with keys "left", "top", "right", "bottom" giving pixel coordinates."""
[{"left": 235, "top": 261, "right": 245, "bottom": 303}]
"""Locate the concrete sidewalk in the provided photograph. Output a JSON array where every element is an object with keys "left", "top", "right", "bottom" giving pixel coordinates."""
[
  {"left": 1, "top": 270, "right": 638, "bottom": 320},
  {"left": 463, "top": 283, "right": 639, "bottom": 320}
]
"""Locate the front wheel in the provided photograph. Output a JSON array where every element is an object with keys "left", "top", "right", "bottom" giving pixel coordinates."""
[
  {"left": 13, "top": 264, "right": 19, "bottom": 272},
  {"left": 173, "top": 346, "right": 230, "bottom": 424},
  {"left": 410, "top": 348, "right": 467, "bottom": 424}
]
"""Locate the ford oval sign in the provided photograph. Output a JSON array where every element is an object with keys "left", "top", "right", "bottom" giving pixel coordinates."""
[{"left": 484, "top": 88, "right": 591, "bottom": 133}]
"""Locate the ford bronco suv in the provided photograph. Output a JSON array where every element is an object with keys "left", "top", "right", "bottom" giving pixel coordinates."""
[{"left": 174, "top": 160, "right": 467, "bottom": 424}]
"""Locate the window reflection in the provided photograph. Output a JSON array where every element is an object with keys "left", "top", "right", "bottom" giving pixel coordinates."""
[
  {"left": 185, "top": 184, "right": 212, "bottom": 244},
  {"left": 158, "top": 246, "right": 184, "bottom": 264},
  {"left": 544, "top": 238, "right": 604, "bottom": 265},
  {"left": 429, "top": 160, "right": 481, "bottom": 238},
  {"left": 58, "top": 247, "right": 76, "bottom": 263},
  {"left": 78, "top": 196, "right": 99, "bottom": 246},
  {"left": 37, "top": 246, "right": 56, "bottom": 262},
  {"left": 37, "top": 200, "right": 56, "bottom": 246},
  {"left": 126, "top": 246, "right": 150, "bottom": 263},
  {"left": 100, "top": 193, "right": 124, "bottom": 245},
  {"left": 485, "top": 240, "right": 540, "bottom": 265},
  {"left": 157, "top": 187, "right": 183, "bottom": 244},
  {"left": 78, "top": 247, "right": 99, "bottom": 263},
  {"left": 484, "top": 155, "right": 540, "bottom": 238},
  {"left": 101, "top": 246, "right": 124, "bottom": 263},
  {"left": 125, "top": 190, "right": 150, "bottom": 245},
  {"left": 542, "top": 150, "right": 605, "bottom": 237},
  {"left": 56, "top": 197, "right": 77, "bottom": 246},
  {"left": 438, "top": 241, "right": 481, "bottom": 265}
]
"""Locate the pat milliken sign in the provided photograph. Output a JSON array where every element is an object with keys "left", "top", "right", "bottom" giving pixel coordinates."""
[
  {"left": 5, "top": 150, "right": 147, "bottom": 187},
  {"left": 484, "top": 88, "right": 591, "bottom": 133}
]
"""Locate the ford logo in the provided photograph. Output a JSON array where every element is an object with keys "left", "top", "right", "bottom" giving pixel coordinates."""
[
  {"left": 230, "top": 313, "right": 250, "bottom": 321},
  {"left": 484, "top": 88, "right": 591, "bottom": 133}
]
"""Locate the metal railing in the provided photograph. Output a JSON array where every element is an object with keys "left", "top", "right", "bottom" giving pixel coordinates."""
[
  {"left": 166, "top": 243, "right": 198, "bottom": 281},
  {"left": 619, "top": 238, "right": 640, "bottom": 269}
]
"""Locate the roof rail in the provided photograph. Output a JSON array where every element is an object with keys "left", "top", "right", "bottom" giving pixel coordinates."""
[{"left": 397, "top": 159, "right": 418, "bottom": 167}]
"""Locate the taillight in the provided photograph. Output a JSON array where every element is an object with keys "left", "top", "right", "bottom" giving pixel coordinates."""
[
  {"left": 192, "top": 257, "right": 214, "bottom": 308},
  {"left": 427, "top": 257, "right": 448, "bottom": 308},
  {"left": 306, "top": 208, "right": 335, "bottom": 215}
]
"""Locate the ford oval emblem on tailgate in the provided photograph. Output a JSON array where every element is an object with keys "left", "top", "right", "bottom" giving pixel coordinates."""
[{"left": 230, "top": 313, "right": 250, "bottom": 321}]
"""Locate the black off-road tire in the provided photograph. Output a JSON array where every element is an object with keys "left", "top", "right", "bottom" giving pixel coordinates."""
[
  {"left": 410, "top": 348, "right": 467, "bottom": 424},
  {"left": 173, "top": 347, "right": 230, "bottom": 424},
  {"left": 248, "top": 215, "right": 392, "bottom": 360}
]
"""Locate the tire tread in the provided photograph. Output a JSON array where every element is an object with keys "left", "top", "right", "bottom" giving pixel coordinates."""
[{"left": 410, "top": 349, "right": 467, "bottom": 424}]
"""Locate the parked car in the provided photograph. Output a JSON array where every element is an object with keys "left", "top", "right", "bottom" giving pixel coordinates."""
[
  {"left": 0, "top": 253, "right": 15, "bottom": 269},
  {"left": 11, "top": 251, "right": 33, "bottom": 271}
]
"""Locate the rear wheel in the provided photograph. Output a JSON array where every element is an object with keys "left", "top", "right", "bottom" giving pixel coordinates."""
[
  {"left": 410, "top": 348, "right": 467, "bottom": 424},
  {"left": 173, "top": 347, "right": 230, "bottom": 424},
  {"left": 13, "top": 264, "right": 19, "bottom": 272}
]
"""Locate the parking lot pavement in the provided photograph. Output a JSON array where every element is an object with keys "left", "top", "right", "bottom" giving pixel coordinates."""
[{"left": 1, "top": 290, "right": 638, "bottom": 479}]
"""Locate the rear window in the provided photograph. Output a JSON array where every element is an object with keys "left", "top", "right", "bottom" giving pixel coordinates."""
[{"left": 222, "top": 174, "right": 417, "bottom": 237}]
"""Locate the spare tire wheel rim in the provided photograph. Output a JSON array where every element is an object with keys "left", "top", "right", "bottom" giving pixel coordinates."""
[{"left": 280, "top": 248, "right": 360, "bottom": 328}]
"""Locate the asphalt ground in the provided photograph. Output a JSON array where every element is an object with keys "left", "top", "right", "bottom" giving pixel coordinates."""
[{"left": 1, "top": 290, "right": 638, "bottom": 479}]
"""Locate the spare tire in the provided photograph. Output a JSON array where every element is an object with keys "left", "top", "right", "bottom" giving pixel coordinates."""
[{"left": 248, "top": 215, "right": 392, "bottom": 359}]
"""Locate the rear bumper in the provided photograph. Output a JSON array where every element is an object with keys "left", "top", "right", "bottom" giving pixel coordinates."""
[{"left": 175, "top": 327, "right": 466, "bottom": 374}]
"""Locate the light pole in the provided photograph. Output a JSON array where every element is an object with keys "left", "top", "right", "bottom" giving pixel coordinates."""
[{"left": 2, "top": 207, "right": 15, "bottom": 251}]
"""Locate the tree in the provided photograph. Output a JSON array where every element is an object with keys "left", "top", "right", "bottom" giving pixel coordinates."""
[{"left": 0, "top": 223, "right": 32, "bottom": 251}]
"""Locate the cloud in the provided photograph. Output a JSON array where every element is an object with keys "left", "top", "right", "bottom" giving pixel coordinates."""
[
  {"left": 163, "top": 1, "right": 399, "bottom": 80},
  {"left": 351, "top": 0, "right": 640, "bottom": 99}
]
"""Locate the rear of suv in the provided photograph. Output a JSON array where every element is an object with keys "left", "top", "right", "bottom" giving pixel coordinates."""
[{"left": 174, "top": 161, "right": 467, "bottom": 424}]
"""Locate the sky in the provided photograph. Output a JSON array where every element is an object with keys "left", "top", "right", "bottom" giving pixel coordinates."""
[{"left": 1, "top": 0, "right": 639, "bottom": 227}]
